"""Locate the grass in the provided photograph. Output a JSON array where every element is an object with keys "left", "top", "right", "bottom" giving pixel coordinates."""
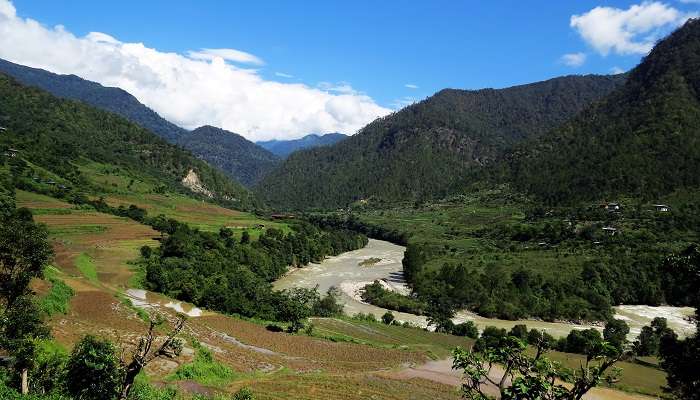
[
  {"left": 545, "top": 350, "right": 667, "bottom": 397},
  {"left": 311, "top": 317, "right": 472, "bottom": 359},
  {"left": 75, "top": 253, "right": 98, "bottom": 282},
  {"left": 169, "top": 341, "right": 235, "bottom": 387},
  {"left": 39, "top": 266, "right": 75, "bottom": 316}
]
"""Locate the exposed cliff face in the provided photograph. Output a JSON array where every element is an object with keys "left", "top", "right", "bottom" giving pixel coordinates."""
[{"left": 182, "top": 169, "right": 213, "bottom": 198}]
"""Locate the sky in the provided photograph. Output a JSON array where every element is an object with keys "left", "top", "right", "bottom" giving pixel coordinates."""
[{"left": 0, "top": 1, "right": 698, "bottom": 141}]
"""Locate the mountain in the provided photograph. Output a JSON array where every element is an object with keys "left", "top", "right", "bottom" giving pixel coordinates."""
[
  {"left": 255, "top": 74, "right": 626, "bottom": 209},
  {"left": 503, "top": 19, "right": 700, "bottom": 204},
  {"left": 0, "top": 58, "right": 188, "bottom": 142},
  {"left": 177, "top": 125, "right": 280, "bottom": 186},
  {"left": 257, "top": 133, "right": 347, "bottom": 158},
  {"left": 0, "top": 59, "right": 279, "bottom": 187},
  {"left": 0, "top": 72, "right": 256, "bottom": 209}
]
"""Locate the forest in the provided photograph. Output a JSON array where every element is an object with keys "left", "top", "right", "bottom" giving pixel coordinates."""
[{"left": 0, "top": 73, "right": 256, "bottom": 210}]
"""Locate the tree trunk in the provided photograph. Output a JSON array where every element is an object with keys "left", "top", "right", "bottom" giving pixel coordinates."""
[
  {"left": 20, "top": 368, "right": 28, "bottom": 395},
  {"left": 119, "top": 365, "right": 141, "bottom": 400}
]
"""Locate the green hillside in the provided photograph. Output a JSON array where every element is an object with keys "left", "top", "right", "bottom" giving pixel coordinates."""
[
  {"left": 177, "top": 125, "right": 280, "bottom": 187},
  {"left": 503, "top": 19, "right": 700, "bottom": 204},
  {"left": 0, "top": 73, "right": 256, "bottom": 210},
  {"left": 256, "top": 74, "right": 625, "bottom": 209}
]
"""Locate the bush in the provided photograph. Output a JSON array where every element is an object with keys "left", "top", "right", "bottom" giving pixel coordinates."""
[
  {"left": 508, "top": 324, "right": 528, "bottom": 340},
  {"left": 66, "top": 335, "right": 123, "bottom": 400},
  {"left": 452, "top": 321, "right": 479, "bottom": 338},
  {"left": 474, "top": 326, "right": 507, "bottom": 352},
  {"left": 381, "top": 311, "right": 395, "bottom": 325},
  {"left": 265, "top": 324, "right": 284, "bottom": 333}
]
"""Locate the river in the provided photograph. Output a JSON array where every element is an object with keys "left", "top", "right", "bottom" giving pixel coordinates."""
[{"left": 274, "top": 239, "right": 695, "bottom": 339}]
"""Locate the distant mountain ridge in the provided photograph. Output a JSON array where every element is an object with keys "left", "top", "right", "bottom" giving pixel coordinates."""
[
  {"left": 0, "top": 58, "right": 276, "bottom": 187},
  {"left": 178, "top": 125, "right": 280, "bottom": 186},
  {"left": 257, "top": 133, "right": 347, "bottom": 158},
  {"left": 256, "top": 74, "right": 626, "bottom": 209}
]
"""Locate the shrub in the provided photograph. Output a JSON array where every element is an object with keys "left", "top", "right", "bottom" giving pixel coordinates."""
[
  {"left": 452, "top": 321, "right": 479, "bottom": 338},
  {"left": 66, "top": 335, "right": 123, "bottom": 400}
]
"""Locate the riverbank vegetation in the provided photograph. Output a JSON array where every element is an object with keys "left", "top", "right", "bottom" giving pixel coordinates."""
[
  {"left": 140, "top": 213, "right": 367, "bottom": 323},
  {"left": 316, "top": 186, "right": 700, "bottom": 325}
]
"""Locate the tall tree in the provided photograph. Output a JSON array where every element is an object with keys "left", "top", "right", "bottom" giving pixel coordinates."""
[{"left": 0, "top": 208, "right": 53, "bottom": 394}]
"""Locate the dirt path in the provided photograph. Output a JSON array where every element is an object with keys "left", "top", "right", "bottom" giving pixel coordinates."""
[{"left": 385, "top": 358, "right": 655, "bottom": 400}]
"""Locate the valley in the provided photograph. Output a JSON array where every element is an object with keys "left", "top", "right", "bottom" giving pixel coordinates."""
[{"left": 0, "top": 5, "right": 699, "bottom": 400}]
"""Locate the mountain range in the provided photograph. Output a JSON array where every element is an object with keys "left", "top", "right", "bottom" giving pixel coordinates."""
[
  {"left": 257, "top": 133, "right": 347, "bottom": 158},
  {"left": 0, "top": 59, "right": 280, "bottom": 187},
  {"left": 0, "top": 72, "right": 256, "bottom": 209},
  {"left": 255, "top": 74, "right": 626, "bottom": 209},
  {"left": 502, "top": 18, "right": 700, "bottom": 204},
  {"left": 4, "top": 19, "right": 700, "bottom": 211}
]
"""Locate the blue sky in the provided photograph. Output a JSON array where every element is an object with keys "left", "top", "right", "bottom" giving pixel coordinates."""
[{"left": 1, "top": 1, "right": 699, "bottom": 139}]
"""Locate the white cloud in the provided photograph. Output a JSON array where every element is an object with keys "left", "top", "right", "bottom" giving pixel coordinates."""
[
  {"left": 560, "top": 52, "right": 587, "bottom": 67},
  {"left": 390, "top": 96, "right": 417, "bottom": 109},
  {"left": 570, "top": 2, "right": 695, "bottom": 55},
  {"left": 187, "top": 48, "right": 264, "bottom": 65},
  {"left": 274, "top": 71, "right": 293, "bottom": 78},
  {"left": 610, "top": 66, "right": 626, "bottom": 74},
  {"left": 0, "top": 0, "right": 390, "bottom": 141},
  {"left": 404, "top": 83, "right": 418, "bottom": 89}
]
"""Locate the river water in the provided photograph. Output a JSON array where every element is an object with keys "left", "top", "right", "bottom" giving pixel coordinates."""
[{"left": 274, "top": 239, "right": 695, "bottom": 339}]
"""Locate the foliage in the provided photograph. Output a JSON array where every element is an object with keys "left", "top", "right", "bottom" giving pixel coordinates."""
[
  {"left": 66, "top": 335, "right": 123, "bottom": 400},
  {"left": 169, "top": 342, "right": 234, "bottom": 387},
  {"left": 0, "top": 73, "right": 255, "bottom": 209},
  {"left": 381, "top": 311, "right": 395, "bottom": 325},
  {"left": 603, "top": 319, "right": 630, "bottom": 353},
  {"left": 0, "top": 208, "right": 54, "bottom": 394},
  {"left": 503, "top": 19, "right": 700, "bottom": 204},
  {"left": 453, "top": 332, "right": 623, "bottom": 399},
  {"left": 659, "top": 244, "right": 700, "bottom": 399},
  {"left": 30, "top": 340, "right": 69, "bottom": 396},
  {"left": 633, "top": 317, "right": 675, "bottom": 356},
  {"left": 39, "top": 271, "right": 74, "bottom": 316},
  {"left": 256, "top": 75, "right": 624, "bottom": 209},
  {"left": 143, "top": 216, "right": 367, "bottom": 322},
  {"left": 176, "top": 126, "right": 279, "bottom": 187},
  {"left": 452, "top": 321, "right": 479, "bottom": 339},
  {"left": 361, "top": 281, "right": 425, "bottom": 315}
]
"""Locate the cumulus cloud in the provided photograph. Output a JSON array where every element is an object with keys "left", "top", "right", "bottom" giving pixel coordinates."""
[
  {"left": 404, "top": 83, "right": 418, "bottom": 89},
  {"left": 0, "top": 0, "right": 390, "bottom": 141},
  {"left": 560, "top": 52, "right": 587, "bottom": 67},
  {"left": 187, "top": 48, "right": 264, "bottom": 65},
  {"left": 390, "top": 96, "right": 418, "bottom": 109},
  {"left": 570, "top": 1, "right": 696, "bottom": 56},
  {"left": 274, "top": 71, "right": 293, "bottom": 78}
]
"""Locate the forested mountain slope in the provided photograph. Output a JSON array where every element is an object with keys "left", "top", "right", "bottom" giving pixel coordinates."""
[
  {"left": 256, "top": 74, "right": 625, "bottom": 209},
  {"left": 0, "top": 58, "right": 188, "bottom": 142},
  {"left": 0, "top": 73, "right": 256, "bottom": 209},
  {"left": 177, "top": 125, "right": 280, "bottom": 186},
  {"left": 503, "top": 18, "right": 700, "bottom": 204},
  {"left": 257, "top": 133, "right": 347, "bottom": 158},
  {"left": 0, "top": 59, "right": 279, "bottom": 187}
]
